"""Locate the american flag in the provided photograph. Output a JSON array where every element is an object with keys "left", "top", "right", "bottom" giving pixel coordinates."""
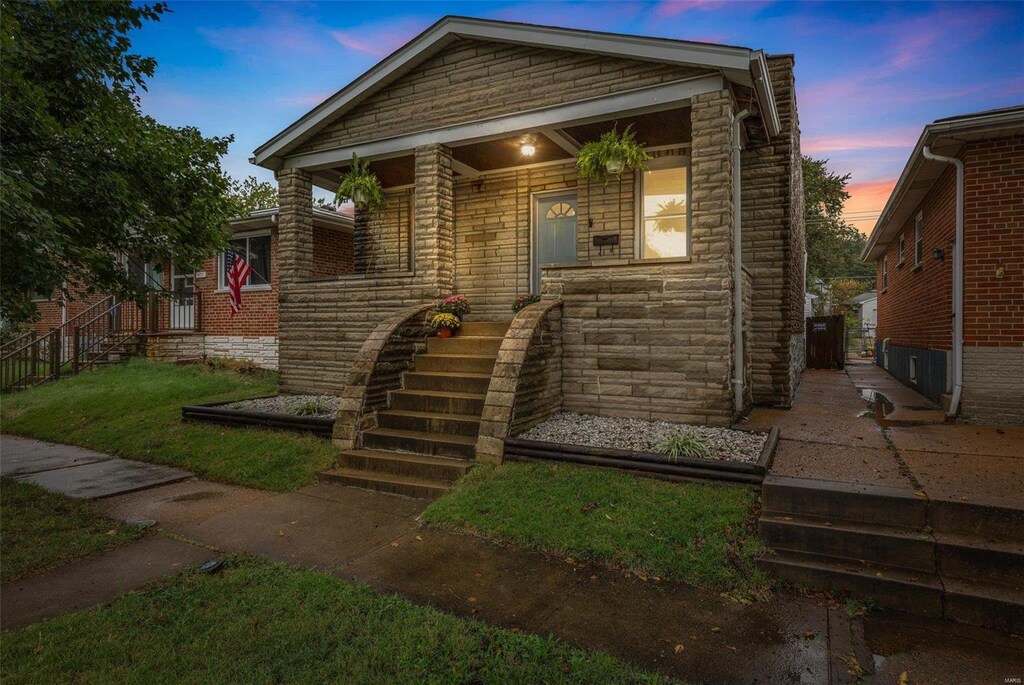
[{"left": 225, "top": 250, "right": 253, "bottom": 317}]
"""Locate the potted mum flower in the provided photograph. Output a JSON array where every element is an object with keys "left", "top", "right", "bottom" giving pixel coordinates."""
[
  {"left": 438, "top": 294, "right": 471, "bottom": 318},
  {"left": 430, "top": 313, "right": 460, "bottom": 338},
  {"left": 512, "top": 293, "right": 541, "bottom": 314}
]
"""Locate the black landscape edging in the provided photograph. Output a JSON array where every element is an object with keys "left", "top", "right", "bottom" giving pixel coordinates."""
[
  {"left": 181, "top": 396, "right": 334, "bottom": 437},
  {"left": 503, "top": 436, "right": 772, "bottom": 485}
]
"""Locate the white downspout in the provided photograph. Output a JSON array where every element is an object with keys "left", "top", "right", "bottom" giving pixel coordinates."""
[
  {"left": 732, "top": 109, "right": 750, "bottom": 415},
  {"left": 922, "top": 146, "right": 964, "bottom": 416}
]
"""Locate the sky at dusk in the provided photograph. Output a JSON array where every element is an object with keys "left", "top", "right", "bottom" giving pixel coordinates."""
[{"left": 131, "top": 1, "right": 1024, "bottom": 233}]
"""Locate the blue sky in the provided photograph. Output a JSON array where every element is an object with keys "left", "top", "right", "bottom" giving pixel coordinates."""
[{"left": 132, "top": 1, "right": 1024, "bottom": 232}]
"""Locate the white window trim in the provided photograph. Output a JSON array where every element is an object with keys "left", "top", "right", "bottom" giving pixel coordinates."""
[
  {"left": 635, "top": 154, "right": 692, "bottom": 259},
  {"left": 217, "top": 229, "right": 273, "bottom": 292},
  {"left": 882, "top": 255, "right": 888, "bottom": 292},
  {"left": 914, "top": 211, "right": 924, "bottom": 268},
  {"left": 897, "top": 233, "right": 905, "bottom": 266}
]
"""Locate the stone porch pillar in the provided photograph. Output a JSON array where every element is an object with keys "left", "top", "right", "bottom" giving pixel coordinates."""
[
  {"left": 276, "top": 168, "right": 314, "bottom": 283},
  {"left": 690, "top": 89, "right": 737, "bottom": 415},
  {"left": 413, "top": 144, "right": 455, "bottom": 300}
]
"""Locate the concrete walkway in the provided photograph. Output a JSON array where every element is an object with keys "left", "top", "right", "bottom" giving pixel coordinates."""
[{"left": 2, "top": 434, "right": 1021, "bottom": 683}]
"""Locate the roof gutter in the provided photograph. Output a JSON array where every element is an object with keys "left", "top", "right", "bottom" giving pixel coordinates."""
[{"left": 921, "top": 146, "right": 964, "bottom": 417}]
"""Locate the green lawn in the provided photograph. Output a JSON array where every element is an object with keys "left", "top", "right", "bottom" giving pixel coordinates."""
[
  {"left": 0, "top": 556, "right": 675, "bottom": 684},
  {"left": 423, "top": 463, "right": 769, "bottom": 598},
  {"left": 0, "top": 478, "right": 141, "bottom": 582},
  {"left": 0, "top": 359, "right": 338, "bottom": 491}
]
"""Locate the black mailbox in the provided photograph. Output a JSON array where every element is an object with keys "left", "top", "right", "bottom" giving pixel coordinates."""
[{"left": 592, "top": 234, "right": 620, "bottom": 247}]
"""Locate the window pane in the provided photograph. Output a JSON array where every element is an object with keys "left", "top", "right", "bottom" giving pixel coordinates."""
[
  {"left": 643, "top": 218, "right": 688, "bottom": 258},
  {"left": 222, "top": 239, "right": 247, "bottom": 288},
  {"left": 642, "top": 165, "right": 688, "bottom": 258},
  {"left": 247, "top": 235, "right": 271, "bottom": 286}
]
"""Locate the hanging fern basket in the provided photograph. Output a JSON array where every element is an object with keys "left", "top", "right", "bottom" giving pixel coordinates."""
[
  {"left": 336, "top": 153, "right": 387, "bottom": 214},
  {"left": 576, "top": 123, "right": 650, "bottom": 184}
]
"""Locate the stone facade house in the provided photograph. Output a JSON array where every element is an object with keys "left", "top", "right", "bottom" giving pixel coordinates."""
[
  {"left": 251, "top": 17, "right": 805, "bottom": 492},
  {"left": 28, "top": 206, "right": 354, "bottom": 370},
  {"left": 863, "top": 106, "right": 1024, "bottom": 424}
]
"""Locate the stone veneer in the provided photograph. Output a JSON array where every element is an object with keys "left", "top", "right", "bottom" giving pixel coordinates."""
[
  {"left": 144, "top": 334, "right": 279, "bottom": 369},
  {"left": 962, "top": 347, "right": 1024, "bottom": 424},
  {"left": 476, "top": 301, "right": 563, "bottom": 463}
]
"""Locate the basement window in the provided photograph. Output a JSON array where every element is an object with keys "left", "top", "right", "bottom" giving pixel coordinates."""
[
  {"left": 639, "top": 156, "right": 690, "bottom": 259},
  {"left": 909, "top": 356, "right": 918, "bottom": 384}
]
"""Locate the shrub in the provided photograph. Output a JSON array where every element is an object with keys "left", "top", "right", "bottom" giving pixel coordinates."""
[
  {"left": 652, "top": 429, "right": 711, "bottom": 462},
  {"left": 512, "top": 293, "right": 541, "bottom": 314},
  {"left": 430, "top": 313, "right": 460, "bottom": 331},
  {"left": 438, "top": 294, "right": 471, "bottom": 317}
]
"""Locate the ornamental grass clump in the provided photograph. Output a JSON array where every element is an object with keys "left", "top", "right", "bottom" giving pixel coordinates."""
[
  {"left": 438, "top": 294, "right": 471, "bottom": 317},
  {"left": 652, "top": 429, "right": 712, "bottom": 462},
  {"left": 512, "top": 293, "right": 541, "bottom": 314}
]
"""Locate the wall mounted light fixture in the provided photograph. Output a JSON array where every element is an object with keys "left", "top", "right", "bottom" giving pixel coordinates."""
[{"left": 932, "top": 248, "right": 945, "bottom": 261}]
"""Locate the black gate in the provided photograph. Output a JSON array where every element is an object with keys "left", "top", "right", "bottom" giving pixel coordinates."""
[{"left": 806, "top": 315, "right": 845, "bottom": 369}]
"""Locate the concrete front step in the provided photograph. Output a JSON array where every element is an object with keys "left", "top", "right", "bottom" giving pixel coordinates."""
[
  {"left": 944, "top": 577, "right": 1024, "bottom": 633},
  {"left": 336, "top": 449, "right": 471, "bottom": 482},
  {"left": 427, "top": 336, "right": 503, "bottom": 356},
  {"left": 759, "top": 515, "right": 935, "bottom": 574},
  {"left": 762, "top": 475, "right": 928, "bottom": 529},
  {"left": 929, "top": 497, "right": 1024, "bottom": 544},
  {"left": 760, "top": 550, "right": 945, "bottom": 617},
  {"left": 361, "top": 427, "right": 477, "bottom": 459},
  {"left": 319, "top": 466, "right": 451, "bottom": 501},
  {"left": 389, "top": 389, "right": 486, "bottom": 415},
  {"left": 414, "top": 353, "right": 497, "bottom": 374},
  {"left": 403, "top": 371, "right": 491, "bottom": 394},
  {"left": 935, "top": 532, "right": 1024, "bottom": 589},
  {"left": 457, "top": 321, "right": 510, "bottom": 337},
  {"left": 377, "top": 409, "right": 481, "bottom": 437}
]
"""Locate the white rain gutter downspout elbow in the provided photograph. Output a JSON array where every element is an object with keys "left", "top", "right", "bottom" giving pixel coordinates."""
[
  {"left": 732, "top": 109, "right": 750, "bottom": 416},
  {"left": 922, "top": 146, "right": 964, "bottom": 416}
]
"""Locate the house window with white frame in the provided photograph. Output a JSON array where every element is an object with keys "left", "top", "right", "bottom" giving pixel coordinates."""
[
  {"left": 898, "top": 234, "right": 905, "bottom": 265},
  {"left": 219, "top": 232, "right": 271, "bottom": 289},
  {"left": 639, "top": 157, "right": 690, "bottom": 259},
  {"left": 882, "top": 255, "right": 888, "bottom": 291},
  {"left": 914, "top": 211, "right": 924, "bottom": 268}
]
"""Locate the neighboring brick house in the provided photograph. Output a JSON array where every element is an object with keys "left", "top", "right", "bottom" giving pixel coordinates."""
[
  {"left": 863, "top": 106, "right": 1024, "bottom": 424},
  {"left": 252, "top": 15, "right": 805, "bottom": 437},
  {"left": 29, "top": 206, "right": 354, "bottom": 369}
]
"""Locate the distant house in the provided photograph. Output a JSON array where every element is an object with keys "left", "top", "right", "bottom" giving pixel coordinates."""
[
  {"left": 30, "top": 206, "right": 354, "bottom": 369},
  {"left": 848, "top": 290, "right": 877, "bottom": 334},
  {"left": 862, "top": 106, "right": 1023, "bottom": 423}
]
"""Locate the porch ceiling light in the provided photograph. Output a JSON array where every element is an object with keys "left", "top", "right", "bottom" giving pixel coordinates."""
[{"left": 520, "top": 143, "right": 536, "bottom": 157}]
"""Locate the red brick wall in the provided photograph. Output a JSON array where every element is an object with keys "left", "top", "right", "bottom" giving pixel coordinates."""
[
  {"left": 875, "top": 167, "right": 955, "bottom": 350},
  {"left": 31, "top": 283, "right": 110, "bottom": 335},
  {"left": 196, "top": 226, "right": 353, "bottom": 336},
  {"left": 962, "top": 136, "right": 1024, "bottom": 346},
  {"left": 311, "top": 226, "right": 355, "bottom": 279}
]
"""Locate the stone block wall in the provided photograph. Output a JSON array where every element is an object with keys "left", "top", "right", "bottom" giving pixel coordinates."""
[
  {"left": 962, "top": 346, "right": 1024, "bottom": 424},
  {"left": 144, "top": 333, "right": 279, "bottom": 369},
  {"left": 354, "top": 190, "right": 412, "bottom": 274},
  {"left": 740, "top": 55, "right": 804, "bottom": 407},
  {"left": 510, "top": 305, "right": 563, "bottom": 434}
]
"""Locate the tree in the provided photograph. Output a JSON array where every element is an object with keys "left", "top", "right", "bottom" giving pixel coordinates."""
[
  {"left": 802, "top": 156, "right": 874, "bottom": 301},
  {"left": 230, "top": 176, "right": 278, "bottom": 214},
  {"left": 1, "top": 1, "right": 238, "bottom": 324}
]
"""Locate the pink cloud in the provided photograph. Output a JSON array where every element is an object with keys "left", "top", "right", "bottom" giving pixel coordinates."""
[
  {"left": 802, "top": 129, "right": 918, "bottom": 155},
  {"left": 329, "top": 20, "right": 425, "bottom": 58},
  {"left": 277, "top": 91, "right": 333, "bottom": 108},
  {"left": 330, "top": 31, "right": 386, "bottom": 56},
  {"left": 845, "top": 179, "right": 898, "bottom": 234}
]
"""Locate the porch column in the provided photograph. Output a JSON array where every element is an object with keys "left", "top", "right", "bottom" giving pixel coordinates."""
[
  {"left": 413, "top": 144, "right": 455, "bottom": 300},
  {"left": 276, "top": 167, "right": 314, "bottom": 283},
  {"left": 689, "top": 90, "right": 737, "bottom": 413}
]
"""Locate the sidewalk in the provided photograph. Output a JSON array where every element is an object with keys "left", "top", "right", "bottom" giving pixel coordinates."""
[{"left": 2, "top": 434, "right": 1021, "bottom": 683}]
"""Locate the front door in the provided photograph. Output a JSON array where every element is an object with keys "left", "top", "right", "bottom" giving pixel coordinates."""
[
  {"left": 170, "top": 267, "right": 195, "bottom": 330},
  {"left": 533, "top": 192, "right": 578, "bottom": 293}
]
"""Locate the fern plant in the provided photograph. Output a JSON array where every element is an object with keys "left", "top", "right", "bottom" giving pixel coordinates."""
[
  {"left": 335, "top": 154, "right": 387, "bottom": 213},
  {"left": 652, "top": 429, "right": 711, "bottom": 462},
  {"left": 576, "top": 124, "right": 651, "bottom": 183}
]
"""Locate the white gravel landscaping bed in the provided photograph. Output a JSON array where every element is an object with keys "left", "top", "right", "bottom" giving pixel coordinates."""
[
  {"left": 224, "top": 395, "right": 339, "bottom": 418},
  {"left": 516, "top": 412, "right": 767, "bottom": 464}
]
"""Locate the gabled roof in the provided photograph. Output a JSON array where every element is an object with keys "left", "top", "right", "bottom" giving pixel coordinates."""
[
  {"left": 252, "top": 15, "right": 780, "bottom": 168},
  {"left": 862, "top": 105, "right": 1024, "bottom": 262}
]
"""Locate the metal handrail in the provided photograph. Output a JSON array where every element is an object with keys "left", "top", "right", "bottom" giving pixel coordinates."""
[{"left": 0, "top": 331, "right": 35, "bottom": 356}]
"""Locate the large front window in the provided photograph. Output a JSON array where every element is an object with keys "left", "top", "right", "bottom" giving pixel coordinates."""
[
  {"left": 219, "top": 232, "right": 271, "bottom": 289},
  {"left": 640, "top": 158, "right": 690, "bottom": 259}
]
